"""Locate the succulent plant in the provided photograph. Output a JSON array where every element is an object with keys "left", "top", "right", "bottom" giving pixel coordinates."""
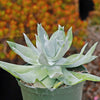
[{"left": 0, "top": 24, "right": 100, "bottom": 89}]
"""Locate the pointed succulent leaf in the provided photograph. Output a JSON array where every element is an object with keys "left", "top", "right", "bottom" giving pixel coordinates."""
[
  {"left": 34, "top": 79, "right": 46, "bottom": 88},
  {"left": 71, "top": 71, "right": 100, "bottom": 82},
  {"left": 56, "top": 39, "right": 65, "bottom": 47},
  {"left": 23, "top": 33, "right": 39, "bottom": 55},
  {"left": 70, "top": 43, "right": 88, "bottom": 62},
  {"left": 47, "top": 66, "right": 63, "bottom": 78},
  {"left": 0, "top": 61, "right": 21, "bottom": 78},
  {"left": 53, "top": 27, "right": 73, "bottom": 60},
  {"left": 37, "top": 24, "right": 51, "bottom": 57},
  {"left": 65, "top": 56, "right": 97, "bottom": 68},
  {"left": 44, "top": 39, "right": 56, "bottom": 57},
  {"left": 86, "top": 42, "right": 98, "bottom": 56},
  {"left": 15, "top": 70, "right": 36, "bottom": 83},
  {"left": 34, "top": 66, "right": 48, "bottom": 81},
  {"left": 35, "top": 34, "right": 42, "bottom": 53},
  {"left": 58, "top": 25, "right": 64, "bottom": 30},
  {"left": 42, "top": 76, "right": 56, "bottom": 88},
  {"left": 64, "top": 43, "right": 98, "bottom": 67},
  {"left": 50, "top": 25, "right": 65, "bottom": 41},
  {"left": 7, "top": 41, "right": 38, "bottom": 64},
  {"left": 0, "top": 61, "right": 33, "bottom": 73},
  {"left": 0, "top": 61, "right": 48, "bottom": 83},
  {"left": 58, "top": 68, "right": 82, "bottom": 85},
  {"left": 58, "top": 43, "right": 97, "bottom": 67},
  {"left": 53, "top": 80, "right": 64, "bottom": 89},
  {"left": 55, "top": 54, "right": 83, "bottom": 65},
  {"left": 56, "top": 43, "right": 88, "bottom": 65},
  {"left": 50, "top": 25, "right": 65, "bottom": 55},
  {"left": 38, "top": 53, "right": 49, "bottom": 65},
  {"left": 37, "top": 24, "right": 49, "bottom": 44},
  {"left": 15, "top": 66, "right": 48, "bottom": 83},
  {"left": 80, "top": 43, "right": 88, "bottom": 55}
]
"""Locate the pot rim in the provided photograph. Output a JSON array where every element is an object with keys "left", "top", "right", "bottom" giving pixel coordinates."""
[
  {"left": 17, "top": 79, "right": 85, "bottom": 95},
  {"left": 17, "top": 78, "right": 85, "bottom": 91}
]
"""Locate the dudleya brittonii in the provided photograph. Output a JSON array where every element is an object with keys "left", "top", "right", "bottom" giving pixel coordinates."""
[{"left": 0, "top": 24, "right": 100, "bottom": 89}]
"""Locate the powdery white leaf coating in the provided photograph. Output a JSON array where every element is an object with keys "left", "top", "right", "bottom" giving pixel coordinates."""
[
  {"left": 42, "top": 76, "right": 56, "bottom": 88},
  {"left": 58, "top": 68, "right": 82, "bottom": 85},
  {"left": 47, "top": 66, "right": 63, "bottom": 78},
  {"left": 71, "top": 71, "right": 100, "bottom": 82},
  {"left": 23, "top": 33, "right": 39, "bottom": 55},
  {"left": 0, "top": 24, "right": 99, "bottom": 89},
  {"left": 7, "top": 41, "right": 39, "bottom": 64}
]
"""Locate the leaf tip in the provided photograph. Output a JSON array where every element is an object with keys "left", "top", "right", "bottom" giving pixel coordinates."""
[
  {"left": 70, "top": 26, "right": 72, "bottom": 30},
  {"left": 95, "top": 42, "right": 98, "bottom": 46},
  {"left": 58, "top": 25, "right": 64, "bottom": 30},
  {"left": 23, "top": 33, "right": 26, "bottom": 37},
  {"left": 7, "top": 41, "right": 12, "bottom": 45}
]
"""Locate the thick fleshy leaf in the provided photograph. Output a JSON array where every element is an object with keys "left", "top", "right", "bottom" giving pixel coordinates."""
[
  {"left": 47, "top": 66, "right": 63, "bottom": 78},
  {"left": 15, "top": 66, "right": 48, "bottom": 83},
  {"left": 0, "top": 61, "right": 36, "bottom": 79},
  {"left": 50, "top": 25, "right": 65, "bottom": 41},
  {"left": 7, "top": 41, "right": 38, "bottom": 64},
  {"left": 42, "top": 76, "right": 56, "bottom": 88},
  {"left": 0, "top": 61, "right": 20, "bottom": 78},
  {"left": 37, "top": 24, "right": 49, "bottom": 44},
  {"left": 37, "top": 24, "right": 50, "bottom": 57},
  {"left": 34, "top": 79, "right": 45, "bottom": 88},
  {"left": 50, "top": 25, "right": 65, "bottom": 56},
  {"left": 80, "top": 43, "right": 88, "bottom": 55},
  {"left": 15, "top": 70, "right": 36, "bottom": 83},
  {"left": 65, "top": 42, "right": 97, "bottom": 67},
  {"left": 57, "top": 43, "right": 97, "bottom": 68},
  {"left": 0, "top": 61, "right": 48, "bottom": 83},
  {"left": 71, "top": 71, "right": 100, "bottom": 82},
  {"left": 38, "top": 53, "right": 49, "bottom": 65},
  {"left": 23, "top": 33, "right": 39, "bottom": 55},
  {"left": 53, "top": 27, "right": 73, "bottom": 60},
  {"left": 58, "top": 68, "right": 82, "bottom": 85},
  {"left": 35, "top": 35, "right": 42, "bottom": 53},
  {"left": 65, "top": 56, "right": 97, "bottom": 68},
  {"left": 53, "top": 80, "right": 64, "bottom": 89},
  {"left": 44, "top": 39, "right": 56, "bottom": 57},
  {"left": 55, "top": 54, "right": 83, "bottom": 65},
  {"left": 86, "top": 42, "right": 98, "bottom": 56},
  {"left": 55, "top": 43, "right": 88, "bottom": 65},
  {"left": 0, "top": 61, "right": 33, "bottom": 73}
]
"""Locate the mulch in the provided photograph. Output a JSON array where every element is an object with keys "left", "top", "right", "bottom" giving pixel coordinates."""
[{"left": 82, "top": 25, "right": 100, "bottom": 100}]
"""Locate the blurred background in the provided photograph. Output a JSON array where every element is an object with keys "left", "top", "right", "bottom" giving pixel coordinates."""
[{"left": 0, "top": 0, "right": 100, "bottom": 100}]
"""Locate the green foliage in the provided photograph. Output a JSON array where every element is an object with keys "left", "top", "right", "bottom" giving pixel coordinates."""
[
  {"left": 89, "top": 0, "right": 100, "bottom": 26},
  {"left": 0, "top": 25, "right": 100, "bottom": 89},
  {"left": 0, "top": 0, "right": 88, "bottom": 61},
  {"left": 90, "top": 16, "right": 100, "bottom": 25}
]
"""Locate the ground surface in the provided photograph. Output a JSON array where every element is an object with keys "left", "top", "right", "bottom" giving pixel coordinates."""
[{"left": 82, "top": 25, "right": 100, "bottom": 100}]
